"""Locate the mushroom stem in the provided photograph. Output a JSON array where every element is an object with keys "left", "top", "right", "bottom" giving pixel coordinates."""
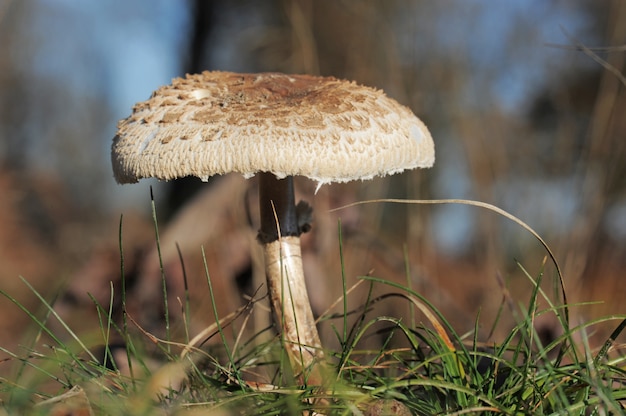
[
  {"left": 258, "top": 173, "right": 299, "bottom": 241},
  {"left": 257, "top": 172, "right": 324, "bottom": 384}
]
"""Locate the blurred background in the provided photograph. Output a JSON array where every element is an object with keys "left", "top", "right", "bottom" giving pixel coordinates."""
[{"left": 1, "top": 0, "right": 625, "bottom": 366}]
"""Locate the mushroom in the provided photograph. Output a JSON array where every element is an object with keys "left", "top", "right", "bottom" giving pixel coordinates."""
[{"left": 111, "top": 71, "right": 434, "bottom": 384}]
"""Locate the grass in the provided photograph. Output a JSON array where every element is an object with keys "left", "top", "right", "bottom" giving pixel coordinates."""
[{"left": 1, "top": 200, "right": 626, "bottom": 415}]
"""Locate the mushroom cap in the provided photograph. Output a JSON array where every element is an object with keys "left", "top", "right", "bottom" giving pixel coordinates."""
[{"left": 112, "top": 71, "right": 434, "bottom": 185}]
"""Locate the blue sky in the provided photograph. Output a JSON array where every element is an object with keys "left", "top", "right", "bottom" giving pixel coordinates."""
[
  {"left": 33, "top": 0, "right": 189, "bottom": 118},
  {"left": 28, "top": 1, "right": 590, "bottom": 119}
]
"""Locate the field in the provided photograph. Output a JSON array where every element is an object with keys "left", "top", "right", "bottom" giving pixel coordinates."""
[{"left": 1, "top": 1, "right": 626, "bottom": 414}]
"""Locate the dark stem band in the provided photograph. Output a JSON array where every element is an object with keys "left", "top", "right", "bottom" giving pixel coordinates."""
[{"left": 258, "top": 173, "right": 299, "bottom": 243}]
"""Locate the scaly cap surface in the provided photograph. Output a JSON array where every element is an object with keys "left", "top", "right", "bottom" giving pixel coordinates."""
[{"left": 112, "top": 71, "right": 434, "bottom": 185}]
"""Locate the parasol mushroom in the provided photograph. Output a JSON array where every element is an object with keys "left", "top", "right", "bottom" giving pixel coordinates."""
[{"left": 111, "top": 71, "right": 434, "bottom": 384}]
